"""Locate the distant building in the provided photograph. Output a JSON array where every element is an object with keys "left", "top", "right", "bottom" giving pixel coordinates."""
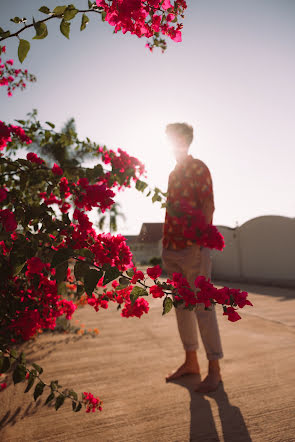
[
  {"left": 124, "top": 223, "right": 163, "bottom": 265},
  {"left": 124, "top": 216, "right": 295, "bottom": 287}
]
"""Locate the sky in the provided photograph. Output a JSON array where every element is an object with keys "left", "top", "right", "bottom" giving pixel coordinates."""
[{"left": 1, "top": 0, "right": 295, "bottom": 235}]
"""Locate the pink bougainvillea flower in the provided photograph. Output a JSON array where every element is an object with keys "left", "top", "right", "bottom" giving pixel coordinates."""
[
  {"left": 9, "top": 125, "right": 32, "bottom": 144},
  {"left": 121, "top": 297, "right": 149, "bottom": 318},
  {"left": 26, "top": 152, "right": 44, "bottom": 165},
  {"left": 147, "top": 264, "right": 162, "bottom": 280},
  {"left": 162, "top": 0, "right": 172, "bottom": 10},
  {"left": 0, "top": 209, "right": 17, "bottom": 232},
  {"left": 223, "top": 307, "right": 241, "bottom": 322},
  {"left": 0, "top": 382, "right": 7, "bottom": 391},
  {"left": 149, "top": 285, "right": 165, "bottom": 298},
  {"left": 83, "top": 392, "right": 103, "bottom": 413},
  {"left": 59, "top": 177, "right": 70, "bottom": 194},
  {"left": 52, "top": 163, "right": 63, "bottom": 176},
  {"left": 231, "top": 289, "right": 253, "bottom": 308},
  {"left": 26, "top": 257, "right": 45, "bottom": 274},
  {"left": 214, "top": 287, "right": 231, "bottom": 305},
  {"left": 0, "top": 187, "right": 8, "bottom": 203},
  {"left": 131, "top": 267, "right": 144, "bottom": 283}
]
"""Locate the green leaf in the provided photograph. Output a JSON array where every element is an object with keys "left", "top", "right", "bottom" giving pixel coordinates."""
[
  {"left": 50, "top": 380, "right": 58, "bottom": 391},
  {"left": 53, "top": 5, "right": 67, "bottom": 15},
  {"left": 162, "top": 297, "right": 173, "bottom": 315},
  {"left": 45, "top": 391, "right": 55, "bottom": 405},
  {"left": 10, "top": 349, "right": 18, "bottom": 359},
  {"left": 118, "top": 277, "right": 129, "bottom": 288},
  {"left": 135, "top": 180, "right": 148, "bottom": 192},
  {"left": 69, "top": 389, "right": 78, "bottom": 401},
  {"left": 33, "top": 21, "right": 48, "bottom": 39},
  {"left": 84, "top": 268, "right": 103, "bottom": 296},
  {"left": 54, "top": 261, "right": 68, "bottom": 283},
  {"left": 88, "top": 0, "right": 92, "bottom": 7},
  {"left": 101, "top": 11, "right": 106, "bottom": 21},
  {"left": 18, "top": 39, "right": 30, "bottom": 63},
  {"left": 76, "top": 284, "right": 85, "bottom": 298},
  {"left": 19, "top": 352, "right": 26, "bottom": 364},
  {"left": 80, "top": 13, "right": 89, "bottom": 31},
  {"left": 0, "top": 30, "right": 10, "bottom": 38},
  {"left": 10, "top": 17, "right": 22, "bottom": 24},
  {"left": 75, "top": 248, "right": 94, "bottom": 259},
  {"left": 75, "top": 402, "right": 82, "bottom": 412},
  {"left": 60, "top": 19, "right": 70, "bottom": 39},
  {"left": 57, "top": 281, "right": 67, "bottom": 296},
  {"left": 64, "top": 5, "right": 78, "bottom": 21},
  {"left": 131, "top": 286, "right": 148, "bottom": 296},
  {"left": 12, "top": 261, "right": 26, "bottom": 277},
  {"left": 130, "top": 286, "right": 148, "bottom": 305},
  {"left": 0, "top": 357, "right": 10, "bottom": 373},
  {"left": 45, "top": 121, "right": 55, "bottom": 128},
  {"left": 34, "top": 381, "right": 45, "bottom": 401},
  {"left": 126, "top": 268, "right": 134, "bottom": 277},
  {"left": 51, "top": 248, "right": 73, "bottom": 268},
  {"left": 152, "top": 192, "right": 162, "bottom": 203},
  {"left": 24, "top": 372, "right": 36, "bottom": 393},
  {"left": 103, "top": 266, "right": 120, "bottom": 285},
  {"left": 32, "top": 363, "right": 43, "bottom": 374},
  {"left": 13, "top": 364, "right": 27, "bottom": 384},
  {"left": 55, "top": 395, "right": 65, "bottom": 410},
  {"left": 39, "top": 6, "right": 51, "bottom": 14},
  {"left": 74, "top": 261, "right": 89, "bottom": 281}
]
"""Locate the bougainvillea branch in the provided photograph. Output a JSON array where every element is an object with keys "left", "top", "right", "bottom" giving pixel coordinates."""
[
  {"left": 0, "top": 1, "right": 187, "bottom": 62},
  {"left": 0, "top": 346, "right": 102, "bottom": 413},
  {"left": 0, "top": 46, "right": 36, "bottom": 96}
]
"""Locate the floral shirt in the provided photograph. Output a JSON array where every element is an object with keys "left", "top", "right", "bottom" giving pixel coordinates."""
[{"left": 162, "top": 155, "right": 214, "bottom": 250}]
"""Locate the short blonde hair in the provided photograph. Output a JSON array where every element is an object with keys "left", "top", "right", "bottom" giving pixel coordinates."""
[{"left": 165, "top": 122, "right": 194, "bottom": 146}]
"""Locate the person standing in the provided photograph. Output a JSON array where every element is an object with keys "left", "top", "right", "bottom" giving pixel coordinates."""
[{"left": 162, "top": 122, "right": 223, "bottom": 393}]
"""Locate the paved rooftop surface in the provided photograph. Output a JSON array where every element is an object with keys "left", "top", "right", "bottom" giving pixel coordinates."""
[{"left": 1, "top": 280, "right": 295, "bottom": 442}]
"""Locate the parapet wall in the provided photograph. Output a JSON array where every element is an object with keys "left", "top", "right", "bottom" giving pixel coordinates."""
[{"left": 211, "top": 216, "right": 295, "bottom": 287}]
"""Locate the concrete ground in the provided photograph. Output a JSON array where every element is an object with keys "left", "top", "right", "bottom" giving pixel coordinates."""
[{"left": 1, "top": 280, "right": 295, "bottom": 442}]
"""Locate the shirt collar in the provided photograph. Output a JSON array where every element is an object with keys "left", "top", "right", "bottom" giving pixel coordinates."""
[{"left": 175, "top": 154, "right": 194, "bottom": 171}]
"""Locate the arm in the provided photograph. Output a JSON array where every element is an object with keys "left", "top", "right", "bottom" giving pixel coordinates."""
[
  {"left": 194, "top": 160, "right": 215, "bottom": 224},
  {"left": 201, "top": 198, "right": 215, "bottom": 225}
]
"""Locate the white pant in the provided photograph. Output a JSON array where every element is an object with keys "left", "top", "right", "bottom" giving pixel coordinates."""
[{"left": 162, "top": 245, "right": 223, "bottom": 360}]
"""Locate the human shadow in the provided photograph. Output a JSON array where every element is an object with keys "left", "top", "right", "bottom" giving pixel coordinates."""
[
  {"left": 169, "top": 375, "right": 252, "bottom": 442},
  {"left": 21, "top": 333, "right": 87, "bottom": 365},
  {"left": 0, "top": 399, "right": 42, "bottom": 429}
]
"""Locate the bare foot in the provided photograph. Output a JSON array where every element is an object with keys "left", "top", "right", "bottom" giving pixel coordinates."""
[
  {"left": 195, "top": 372, "right": 222, "bottom": 393},
  {"left": 166, "top": 362, "right": 200, "bottom": 382}
]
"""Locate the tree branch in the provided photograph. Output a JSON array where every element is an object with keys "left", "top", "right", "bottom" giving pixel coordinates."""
[{"left": 0, "top": 9, "right": 102, "bottom": 42}]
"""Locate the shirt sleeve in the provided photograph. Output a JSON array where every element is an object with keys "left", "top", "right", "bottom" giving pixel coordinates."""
[{"left": 194, "top": 160, "right": 215, "bottom": 222}]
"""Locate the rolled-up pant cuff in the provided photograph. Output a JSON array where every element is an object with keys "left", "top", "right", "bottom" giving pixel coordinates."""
[
  {"left": 207, "top": 352, "right": 224, "bottom": 360},
  {"left": 183, "top": 344, "right": 199, "bottom": 352}
]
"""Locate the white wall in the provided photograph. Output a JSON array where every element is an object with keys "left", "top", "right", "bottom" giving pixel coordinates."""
[
  {"left": 212, "top": 216, "right": 295, "bottom": 286},
  {"left": 130, "top": 242, "right": 162, "bottom": 265},
  {"left": 211, "top": 227, "right": 241, "bottom": 279}
]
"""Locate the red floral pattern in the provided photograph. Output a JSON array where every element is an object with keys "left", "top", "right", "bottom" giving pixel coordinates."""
[{"left": 163, "top": 155, "right": 215, "bottom": 249}]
